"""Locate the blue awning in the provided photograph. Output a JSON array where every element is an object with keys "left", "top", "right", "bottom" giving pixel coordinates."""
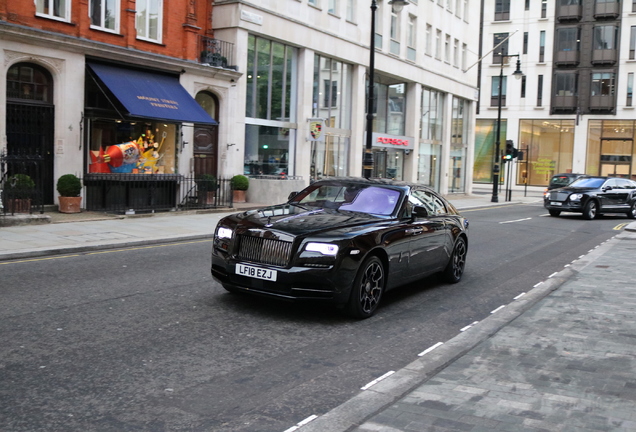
[{"left": 87, "top": 62, "right": 217, "bottom": 125}]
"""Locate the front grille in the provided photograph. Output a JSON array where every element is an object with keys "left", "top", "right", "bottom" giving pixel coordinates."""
[
  {"left": 549, "top": 191, "right": 570, "bottom": 202},
  {"left": 237, "top": 235, "right": 292, "bottom": 267}
]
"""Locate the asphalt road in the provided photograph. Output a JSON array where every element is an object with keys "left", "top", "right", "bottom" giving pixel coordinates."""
[{"left": 0, "top": 201, "right": 626, "bottom": 432}]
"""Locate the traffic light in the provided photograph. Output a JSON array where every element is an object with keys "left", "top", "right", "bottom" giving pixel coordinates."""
[{"left": 503, "top": 140, "right": 518, "bottom": 161}]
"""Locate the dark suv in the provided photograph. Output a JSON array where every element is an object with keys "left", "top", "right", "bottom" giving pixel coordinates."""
[
  {"left": 544, "top": 176, "right": 636, "bottom": 219},
  {"left": 543, "top": 173, "right": 588, "bottom": 200}
]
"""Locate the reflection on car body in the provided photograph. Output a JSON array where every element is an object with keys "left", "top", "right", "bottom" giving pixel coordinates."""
[
  {"left": 544, "top": 176, "right": 636, "bottom": 220},
  {"left": 211, "top": 177, "right": 469, "bottom": 318}
]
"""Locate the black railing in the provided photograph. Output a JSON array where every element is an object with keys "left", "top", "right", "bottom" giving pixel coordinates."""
[
  {"left": 0, "top": 149, "right": 45, "bottom": 216},
  {"left": 83, "top": 174, "right": 233, "bottom": 214},
  {"left": 199, "top": 37, "right": 237, "bottom": 70}
]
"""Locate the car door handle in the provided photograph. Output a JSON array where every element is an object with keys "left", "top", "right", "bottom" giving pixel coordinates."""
[{"left": 406, "top": 228, "right": 424, "bottom": 236}]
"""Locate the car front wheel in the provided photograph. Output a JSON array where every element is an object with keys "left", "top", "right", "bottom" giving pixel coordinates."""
[
  {"left": 347, "top": 256, "right": 384, "bottom": 319},
  {"left": 628, "top": 201, "right": 636, "bottom": 219},
  {"left": 583, "top": 200, "right": 598, "bottom": 220},
  {"left": 443, "top": 236, "right": 467, "bottom": 283}
]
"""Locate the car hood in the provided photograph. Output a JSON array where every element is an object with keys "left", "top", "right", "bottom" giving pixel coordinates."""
[
  {"left": 553, "top": 186, "right": 598, "bottom": 194},
  {"left": 228, "top": 204, "right": 391, "bottom": 237}
]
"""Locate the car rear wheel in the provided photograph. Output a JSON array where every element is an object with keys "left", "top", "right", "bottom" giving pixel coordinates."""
[
  {"left": 628, "top": 201, "right": 636, "bottom": 219},
  {"left": 583, "top": 200, "right": 598, "bottom": 220},
  {"left": 347, "top": 256, "right": 384, "bottom": 319},
  {"left": 443, "top": 236, "right": 467, "bottom": 283},
  {"left": 549, "top": 209, "right": 561, "bottom": 217}
]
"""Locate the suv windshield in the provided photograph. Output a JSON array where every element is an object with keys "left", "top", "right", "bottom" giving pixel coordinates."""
[
  {"left": 292, "top": 184, "right": 401, "bottom": 216},
  {"left": 569, "top": 177, "right": 605, "bottom": 188}
]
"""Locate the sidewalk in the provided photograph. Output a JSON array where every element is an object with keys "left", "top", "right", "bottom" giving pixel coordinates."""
[{"left": 3, "top": 191, "right": 636, "bottom": 431}]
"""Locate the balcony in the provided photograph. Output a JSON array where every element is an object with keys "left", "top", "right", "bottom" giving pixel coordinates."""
[
  {"left": 557, "top": 4, "right": 582, "bottom": 21},
  {"left": 591, "top": 49, "right": 617, "bottom": 65},
  {"left": 199, "top": 37, "right": 237, "bottom": 70},
  {"left": 555, "top": 50, "right": 579, "bottom": 66},
  {"left": 552, "top": 95, "right": 578, "bottom": 112},
  {"left": 589, "top": 94, "right": 615, "bottom": 112},
  {"left": 594, "top": 2, "right": 620, "bottom": 19}
]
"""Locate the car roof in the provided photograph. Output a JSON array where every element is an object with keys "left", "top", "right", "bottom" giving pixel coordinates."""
[{"left": 312, "top": 176, "right": 426, "bottom": 191}]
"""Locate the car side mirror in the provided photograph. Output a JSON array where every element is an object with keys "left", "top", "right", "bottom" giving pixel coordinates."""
[
  {"left": 288, "top": 191, "right": 299, "bottom": 201},
  {"left": 603, "top": 186, "right": 612, "bottom": 192},
  {"left": 412, "top": 206, "right": 429, "bottom": 218}
]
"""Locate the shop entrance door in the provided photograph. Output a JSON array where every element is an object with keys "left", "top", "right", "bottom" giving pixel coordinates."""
[
  {"left": 193, "top": 125, "right": 218, "bottom": 177},
  {"left": 600, "top": 139, "right": 633, "bottom": 178},
  {"left": 372, "top": 150, "right": 388, "bottom": 178}
]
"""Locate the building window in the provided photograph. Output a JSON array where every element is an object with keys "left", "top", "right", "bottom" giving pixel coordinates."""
[
  {"left": 426, "top": 24, "right": 432, "bottom": 56},
  {"left": 328, "top": 0, "right": 337, "bottom": 14},
  {"left": 491, "top": 75, "right": 507, "bottom": 107},
  {"left": 627, "top": 73, "right": 634, "bottom": 107},
  {"left": 556, "top": 27, "right": 580, "bottom": 52},
  {"left": 591, "top": 72, "right": 615, "bottom": 96},
  {"left": 450, "top": 97, "right": 468, "bottom": 193},
  {"left": 90, "top": 0, "right": 119, "bottom": 32},
  {"left": 593, "top": 25, "right": 617, "bottom": 50},
  {"left": 390, "top": 10, "right": 400, "bottom": 55},
  {"left": 308, "top": 0, "right": 317, "bottom": 5},
  {"left": 453, "top": 38, "right": 459, "bottom": 67},
  {"left": 407, "top": 15, "right": 417, "bottom": 61},
  {"left": 554, "top": 73, "right": 578, "bottom": 96},
  {"left": 521, "top": 75, "right": 526, "bottom": 98},
  {"left": 7, "top": 63, "right": 53, "bottom": 102},
  {"left": 445, "top": 34, "right": 451, "bottom": 63},
  {"left": 372, "top": 82, "right": 406, "bottom": 135},
  {"left": 537, "top": 74, "right": 543, "bottom": 106},
  {"left": 456, "top": 0, "right": 462, "bottom": 16},
  {"left": 421, "top": 86, "right": 444, "bottom": 142},
  {"left": 630, "top": 26, "right": 636, "bottom": 60},
  {"left": 436, "top": 29, "right": 442, "bottom": 59},
  {"left": 541, "top": 0, "right": 547, "bottom": 18},
  {"left": 495, "top": 0, "right": 510, "bottom": 21},
  {"left": 493, "top": 33, "right": 509, "bottom": 64},
  {"left": 36, "top": 0, "right": 70, "bottom": 20},
  {"left": 523, "top": 32, "right": 528, "bottom": 55},
  {"left": 633, "top": 0, "right": 636, "bottom": 12},
  {"left": 525, "top": 0, "right": 530, "bottom": 10},
  {"left": 136, "top": 0, "right": 162, "bottom": 42},
  {"left": 464, "top": 0, "right": 469, "bottom": 21},
  {"left": 346, "top": 0, "right": 355, "bottom": 21},
  {"left": 539, "top": 30, "right": 545, "bottom": 62},
  {"left": 462, "top": 43, "right": 467, "bottom": 70}
]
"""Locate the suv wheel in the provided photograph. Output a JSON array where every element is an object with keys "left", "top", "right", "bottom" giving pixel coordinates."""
[{"left": 583, "top": 200, "right": 598, "bottom": 220}]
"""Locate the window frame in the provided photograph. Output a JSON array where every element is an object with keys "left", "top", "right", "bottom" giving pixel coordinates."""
[
  {"left": 90, "top": 0, "right": 120, "bottom": 33},
  {"left": 136, "top": 0, "right": 163, "bottom": 43},
  {"left": 35, "top": 0, "right": 71, "bottom": 21}
]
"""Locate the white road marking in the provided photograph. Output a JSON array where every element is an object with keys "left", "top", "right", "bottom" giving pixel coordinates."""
[
  {"left": 460, "top": 321, "right": 479, "bottom": 332},
  {"left": 361, "top": 371, "right": 395, "bottom": 390},
  {"left": 418, "top": 342, "right": 444, "bottom": 357},
  {"left": 491, "top": 305, "right": 505, "bottom": 314},
  {"left": 513, "top": 292, "right": 526, "bottom": 300},
  {"left": 499, "top": 217, "right": 532, "bottom": 224}
]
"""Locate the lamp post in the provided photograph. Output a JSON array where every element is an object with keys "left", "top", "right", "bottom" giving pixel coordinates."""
[
  {"left": 364, "top": 0, "right": 408, "bottom": 179},
  {"left": 491, "top": 55, "right": 523, "bottom": 202}
]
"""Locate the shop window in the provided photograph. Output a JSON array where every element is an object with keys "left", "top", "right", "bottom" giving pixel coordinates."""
[
  {"left": 421, "top": 87, "right": 444, "bottom": 142},
  {"left": 473, "top": 119, "right": 506, "bottom": 183},
  {"left": 87, "top": 121, "right": 178, "bottom": 175},
  {"left": 136, "top": 0, "right": 162, "bottom": 42},
  {"left": 90, "top": 0, "right": 119, "bottom": 32},
  {"left": 36, "top": 0, "right": 70, "bottom": 21},
  {"left": 244, "top": 125, "right": 291, "bottom": 176}
]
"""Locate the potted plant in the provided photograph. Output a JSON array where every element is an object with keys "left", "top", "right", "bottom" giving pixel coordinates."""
[
  {"left": 231, "top": 174, "right": 249, "bottom": 203},
  {"left": 5, "top": 174, "right": 35, "bottom": 214},
  {"left": 56, "top": 174, "right": 82, "bottom": 214},
  {"left": 196, "top": 174, "right": 217, "bottom": 205}
]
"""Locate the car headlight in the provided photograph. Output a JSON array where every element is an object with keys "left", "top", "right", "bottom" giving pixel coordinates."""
[
  {"left": 569, "top": 193, "right": 583, "bottom": 201},
  {"left": 216, "top": 226, "right": 233, "bottom": 239},
  {"left": 305, "top": 242, "right": 339, "bottom": 256}
]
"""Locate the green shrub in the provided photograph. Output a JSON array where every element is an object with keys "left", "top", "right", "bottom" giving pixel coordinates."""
[
  {"left": 196, "top": 174, "right": 217, "bottom": 193},
  {"left": 231, "top": 175, "right": 249, "bottom": 191},
  {"left": 56, "top": 174, "right": 82, "bottom": 197},
  {"left": 6, "top": 174, "right": 35, "bottom": 199}
]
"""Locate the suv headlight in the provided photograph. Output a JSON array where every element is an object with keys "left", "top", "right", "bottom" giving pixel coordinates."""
[
  {"left": 305, "top": 242, "right": 339, "bottom": 256},
  {"left": 569, "top": 193, "right": 583, "bottom": 201},
  {"left": 216, "top": 226, "right": 233, "bottom": 239}
]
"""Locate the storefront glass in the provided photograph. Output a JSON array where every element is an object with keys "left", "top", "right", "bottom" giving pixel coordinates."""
[
  {"left": 418, "top": 142, "right": 441, "bottom": 190},
  {"left": 517, "top": 119, "right": 575, "bottom": 186},
  {"left": 586, "top": 120, "right": 636, "bottom": 179},
  {"left": 473, "top": 119, "right": 507, "bottom": 183},
  {"left": 88, "top": 120, "right": 178, "bottom": 174},
  {"left": 244, "top": 125, "right": 293, "bottom": 176},
  {"left": 310, "top": 55, "right": 352, "bottom": 180},
  {"left": 371, "top": 81, "right": 406, "bottom": 135},
  {"left": 449, "top": 97, "right": 468, "bottom": 193},
  {"left": 419, "top": 86, "right": 444, "bottom": 190}
]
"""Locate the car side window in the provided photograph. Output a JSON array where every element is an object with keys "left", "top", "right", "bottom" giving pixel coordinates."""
[
  {"left": 410, "top": 190, "right": 447, "bottom": 215},
  {"left": 618, "top": 179, "right": 634, "bottom": 189},
  {"left": 606, "top": 179, "right": 620, "bottom": 189}
]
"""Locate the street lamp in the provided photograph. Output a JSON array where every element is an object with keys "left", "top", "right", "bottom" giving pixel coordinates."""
[
  {"left": 364, "top": 0, "right": 408, "bottom": 179},
  {"left": 491, "top": 54, "right": 523, "bottom": 202}
]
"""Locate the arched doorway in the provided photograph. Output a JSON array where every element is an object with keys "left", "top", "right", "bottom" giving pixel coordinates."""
[
  {"left": 6, "top": 62, "right": 55, "bottom": 204},
  {"left": 194, "top": 91, "right": 219, "bottom": 178}
]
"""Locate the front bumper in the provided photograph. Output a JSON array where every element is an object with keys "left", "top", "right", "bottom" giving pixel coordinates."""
[
  {"left": 544, "top": 199, "right": 584, "bottom": 213},
  {"left": 211, "top": 252, "right": 357, "bottom": 304}
]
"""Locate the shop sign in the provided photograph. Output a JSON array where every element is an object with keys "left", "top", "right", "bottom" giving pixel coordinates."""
[{"left": 371, "top": 133, "right": 414, "bottom": 149}]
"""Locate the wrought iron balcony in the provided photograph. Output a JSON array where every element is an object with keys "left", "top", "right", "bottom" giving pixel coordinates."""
[{"left": 199, "top": 37, "right": 237, "bottom": 71}]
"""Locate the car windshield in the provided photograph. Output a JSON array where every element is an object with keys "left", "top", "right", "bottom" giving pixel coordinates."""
[
  {"left": 569, "top": 177, "right": 605, "bottom": 188},
  {"left": 550, "top": 176, "right": 577, "bottom": 187},
  {"left": 292, "top": 184, "right": 401, "bottom": 216}
]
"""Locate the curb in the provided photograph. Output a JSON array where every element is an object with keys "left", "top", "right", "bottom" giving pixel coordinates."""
[{"left": 298, "top": 234, "right": 624, "bottom": 432}]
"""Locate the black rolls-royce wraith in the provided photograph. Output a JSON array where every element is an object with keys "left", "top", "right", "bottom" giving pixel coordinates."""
[{"left": 211, "top": 178, "right": 469, "bottom": 318}]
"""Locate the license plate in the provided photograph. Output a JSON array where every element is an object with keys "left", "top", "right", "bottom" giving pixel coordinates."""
[
  {"left": 236, "top": 263, "right": 278, "bottom": 281},
  {"left": 550, "top": 202, "right": 562, "bottom": 206}
]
